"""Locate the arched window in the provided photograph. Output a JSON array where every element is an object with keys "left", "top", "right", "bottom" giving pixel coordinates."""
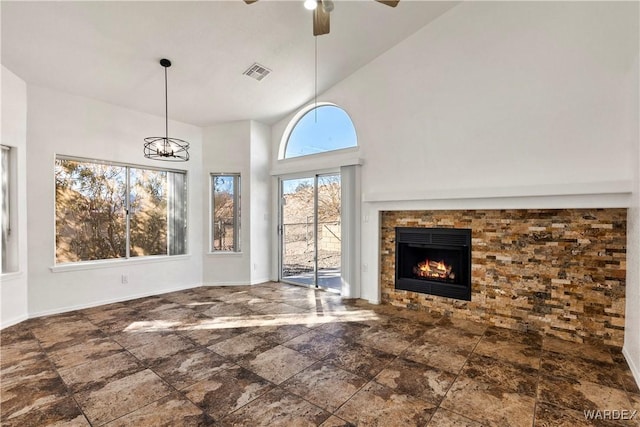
[{"left": 282, "top": 104, "right": 357, "bottom": 159}]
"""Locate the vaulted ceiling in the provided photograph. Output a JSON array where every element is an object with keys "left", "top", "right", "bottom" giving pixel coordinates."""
[{"left": 1, "top": 1, "right": 458, "bottom": 126}]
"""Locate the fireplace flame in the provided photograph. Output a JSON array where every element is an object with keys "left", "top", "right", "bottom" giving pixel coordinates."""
[{"left": 413, "top": 259, "right": 456, "bottom": 281}]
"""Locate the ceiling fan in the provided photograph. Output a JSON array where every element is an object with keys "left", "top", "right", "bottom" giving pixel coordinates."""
[{"left": 243, "top": 0, "right": 400, "bottom": 36}]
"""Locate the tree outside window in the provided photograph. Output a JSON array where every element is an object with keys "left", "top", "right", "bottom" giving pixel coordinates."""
[
  {"left": 211, "top": 174, "right": 240, "bottom": 252},
  {"left": 55, "top": 157, "right": 187, "bottom": 264}
]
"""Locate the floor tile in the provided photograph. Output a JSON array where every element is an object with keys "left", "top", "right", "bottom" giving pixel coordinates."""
[
  {"left": 0, "top": 326, "right": 35, "bottom": 346},
  {"left": 534, "top": 401, "right": 628, "bottom": 427},
  {"left": 460, "top": 353, "right": 538, "bottom": 396},
  {"left": 111, "top": 330, "right": 177, "bottom": 349},
  {"left": 0, "top": 339, "right": 44, "bottom": 368},
  {"left": 541, "top": 350, "right": 626, "bottom": 389},
  {"left": 319, "top": 415, "right": 355, "bottom": 427},
  {"left": 127, "top": 333, "right": 196, "bottom": 365},
  {"left": 1, "top": 371, "right": 69, "bottom": 421},
  {"left": 283, "top": 361, "right": 367, "bottom": 412},
  {"left": 323, "top": 341, "right": 396, "bottom": 379},
  {"left": 248, "top": 323, "right": 312, "bottom": 344},
  {"left": 220, "top": 388, "right": 330, "bottom": 427},
  {"left": 151, "top": 347, "right": 234, "bottom": 390},
  {"left": 436, "top": 317, "right": 487, "bottom": 335},
  {"left": 474, "top": 332, "right": 541, "bottom": 369},
  {"left": 282, "top": 330, "right": 349, "bottom": 359},
  {"left": 334, "top": 381, "right": 436, "bottom": 426},
  {"left": 419, "top": 325, "right": 482, "bottom": 352},
  {"left": 183, "top": 365, "right": 273, "bottom": 419},
  {"left": 538, "top": 375, "right": 633, "bottom": 413},
  {"left": 48, "top": 337, "right": 123, "bottom": 370},
  {"left": 374, "top": 357, "right": 456, "bottom": 405},
  {"left": 104, "top": 393, "right": 213, "bottom": 427},
  {"left": 0, "top": 354, "right": 54, "bottom": 388},
  {"left": 31, "top": 319, "right": 103, "bottom": 350},
  {"left": 74, "top": 368, "right": 173, "bottom": 425},
  {"left": 244, "top": 345, "right": 317, "bottom": 384},
  {"left": 426, "top": 408, "right": 484, "bottom": 427},
  {"left": 57, "top": 351, "right": 143, "bottom": 393},
  {"left": 543, "top": 336, "right": 614, "bottom": 364},
  {"left": 0, "top": 396, "right": 89, "bottom": 427},
  {"left": 312, "top": 320, "right": 373, "bottom": 342},
  {"left": 441, "top": 376, "right": 536, "bottom": 427},
  {"left": 179, "top": 326, "right": 247, "bottom": 347},
  {"left": 402, "top": 339, "right": 470, "bottom": 374},
  {"left": 208, "top": 331, "right": 278, "bottom": 363},
  {"left": 358, "top": 325, "right": 417, "bottom": 355}
]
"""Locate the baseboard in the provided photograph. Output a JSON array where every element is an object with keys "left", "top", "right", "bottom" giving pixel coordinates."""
[
  {"left": 202, "top": 281, "right": 252, "bottom": 287},
  {"left": 367, "top": 298, "right": 381, "bottom": 305},
  {"left": 251, "top": 278, "right": 271, "bottom": 285},
  {"left": 0, "top": 314, "right": 29, "bottom": 330},
  {"left": 622, "top": 346, "right": 640, "bottom": 391},
  {"left": 28, "top": 282, "right": 202, "bottom": 319}
]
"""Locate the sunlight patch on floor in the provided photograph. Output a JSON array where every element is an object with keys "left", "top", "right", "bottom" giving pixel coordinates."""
[{"left": 123, "top": 309, "right": 380, "bottom": 333}]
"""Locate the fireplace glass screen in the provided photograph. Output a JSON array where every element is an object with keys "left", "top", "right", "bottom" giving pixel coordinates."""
[{"left": 395, "top": 227, "right": 471, "bottom": 301}]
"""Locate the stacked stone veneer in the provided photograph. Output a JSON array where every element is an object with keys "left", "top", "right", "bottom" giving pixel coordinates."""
[{"left": 380, "top": 209, "right": 627, "bottom": 347}]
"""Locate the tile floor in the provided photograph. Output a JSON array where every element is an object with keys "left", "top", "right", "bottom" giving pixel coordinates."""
[{"left": 1, "top": 282, "right": 639, "bottom": 426}]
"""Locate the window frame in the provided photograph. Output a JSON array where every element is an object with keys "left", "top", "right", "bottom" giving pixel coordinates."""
[
  {"left": 210, "top": 173, "right": 241, "bottom": 253},
  {"left": 54, "top": 155, "right": 188, "bottom": 265},
  {"left": 279, "top": 102, "right": 358, "bottom": 160},
  {"left": 1, "top": 144, "right": 15, "bottom": 273}
]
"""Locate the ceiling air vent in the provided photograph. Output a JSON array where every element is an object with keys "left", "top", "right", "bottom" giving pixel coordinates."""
[{"left": 243, "top": 63, "right": 271, "bottom": 81}]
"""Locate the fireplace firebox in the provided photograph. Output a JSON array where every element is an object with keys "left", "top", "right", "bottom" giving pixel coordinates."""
[{"left": 395, "top": 227, "right": 471, "bottom": 301}]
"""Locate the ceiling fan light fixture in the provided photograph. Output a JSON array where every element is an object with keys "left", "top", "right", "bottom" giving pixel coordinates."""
[
  {"left": 143, "top": 58, "right": 190, "bottom": 162},
  {"left": 304, "top": 0, "right": 318, "bottom": 11},
  {"left": 322, "top": 0, "right": 334, "bottom": 13}
]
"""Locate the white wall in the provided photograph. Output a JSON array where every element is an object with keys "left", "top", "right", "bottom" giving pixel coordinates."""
[
  {"left": 26, "top": 86, "right": 204, "bottom": 316},
  {"left": 250, "top": 121, "right": 272, "bottom": 284},
  {"left": 202, "top": 121, "right": 252, "bottom": 285},
  {"left": 1, "top": 66, "right": 29, "bottom": 327},
  {"left": 624, "top": 52, "right": 640, "bottom": 387},
  {"left": 201, "top": 120, "right": 273, "bottom": 286}
]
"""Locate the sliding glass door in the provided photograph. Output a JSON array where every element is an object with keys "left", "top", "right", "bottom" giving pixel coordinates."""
[{"left": 280, "top": 173, "right": 341, "bottom": 292}]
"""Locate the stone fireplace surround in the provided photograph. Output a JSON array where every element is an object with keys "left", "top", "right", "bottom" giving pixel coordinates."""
[
  {"left": 360, "top": 183, "right": 632, "bottom": 348},
  {"left": 380, "top": 208, "right": 627, "bottom": 347}
]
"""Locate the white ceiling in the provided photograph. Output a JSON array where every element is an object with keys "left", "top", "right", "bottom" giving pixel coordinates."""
[{"left": 1, "top": 1, "right": 458, "bottom": 126}]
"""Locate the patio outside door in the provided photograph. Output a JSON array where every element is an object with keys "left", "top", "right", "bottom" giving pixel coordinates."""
[{"left": 280, "top": 173, "right": 341, "bottom": 293}]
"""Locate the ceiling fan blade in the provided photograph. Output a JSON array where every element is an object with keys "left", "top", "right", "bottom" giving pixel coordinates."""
[
  {"left": 243, "top": 0, "right": 259, "bottom": 4},
  {"left": 375, "top": 0, "right": 400, "bottom": 7},
  {"left": 313, "top": 1, "right": 330, "bottom": 36}
]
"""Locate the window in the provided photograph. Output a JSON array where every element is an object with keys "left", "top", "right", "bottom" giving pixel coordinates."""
[
  {"left": 211, "top": 174, "right": 240, "bottom": 252},
  {"left": 1, "top": 145, "right": 12, "bottom": 272},
  {"left": 55, "top": 157, "right": 187, "bottom": 264},
  {"left": 283, "top": 104, "right": 357, "bottom": 159}
]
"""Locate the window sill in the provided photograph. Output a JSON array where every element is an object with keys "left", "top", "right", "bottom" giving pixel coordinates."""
[
  {"left": 1, "top": 271, "right": 24, "bottom": 282},
  {"left": 50, "top": 254, "right": 191, "bottom": 273},
  {"left": 206, "top": 252, "right": 244, "bottom": 256}
]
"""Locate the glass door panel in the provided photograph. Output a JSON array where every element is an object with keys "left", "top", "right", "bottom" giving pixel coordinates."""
[
  {"left": 281, "top": 177, "right": 315, "bottom": 286},
  {"left": 316, "top": 174, "right": 341, "bottom": 291}
]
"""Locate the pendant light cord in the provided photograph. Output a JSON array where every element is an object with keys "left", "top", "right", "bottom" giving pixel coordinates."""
[
  {"left": 315, "top": 35, "right": 318, "bottom": 123},
  {"left": 164, "top": 65, "right": 169, "bottom": 143}
]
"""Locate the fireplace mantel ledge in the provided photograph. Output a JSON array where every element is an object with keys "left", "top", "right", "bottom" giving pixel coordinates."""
[{"left": 362, "top": 180, "right": 633, "bottom": 205}]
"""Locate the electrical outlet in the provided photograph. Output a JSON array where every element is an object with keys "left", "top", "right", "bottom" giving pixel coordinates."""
[{"left": 121, "top": 274, "right": 129, "bottom": 284}]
